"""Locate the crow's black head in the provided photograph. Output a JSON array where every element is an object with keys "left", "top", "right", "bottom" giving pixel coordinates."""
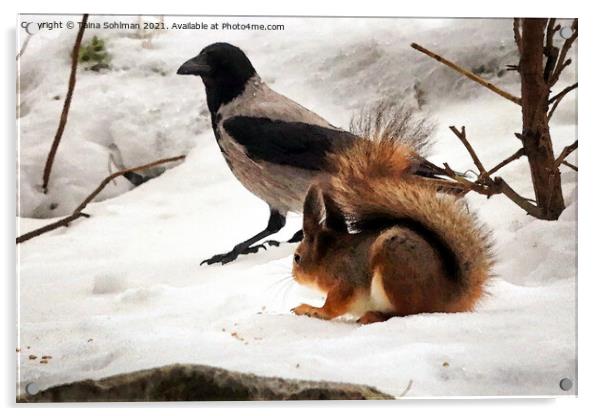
[
  {"left": 177, "top": 43, "right": 256, "bottom": 87},
  {"left": 178, "top": 43, "right": 257, "bottom": 113}
]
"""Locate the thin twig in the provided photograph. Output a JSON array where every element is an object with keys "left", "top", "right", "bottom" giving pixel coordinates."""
[
  {"left": 41, "top": 13, "right": 89, "bottom": 193},
  {"left": 449, "top": 126, "right": 488, "bottom": 178},
  {"left": 549, "top": 82, "right": 578, "bottom": 104},
  {"left": 410, "top": 43, "right": 522, "bottom": 105},
  {"left": 16, "top": 32, "right": 34, "bottom": 61},
  {"left": 17, "top": 155, "right": 185, "bottom": 244},
  {"left": 398, "top": 379, "right": 413, "bottom": 398},
  {"left": 548, "top": 19, "right": 577, "bottom": 86},
  {"left": 554, "top": 140, "right": 578, "bottom": 169},
  {"left": 548, "top": 82, "right": 578, "bottom": 120},
  {"left": 16, "top": 213, "right": 90, "bottom": 244},
  {"left": 562, "top": 161, "right": 578, "bottom": 171},
  {"left": 487, "top": 147, "right": 525, "bottom": 176},
  {"left": 543, "top": 19, "right": 560, "bottom": 83}
]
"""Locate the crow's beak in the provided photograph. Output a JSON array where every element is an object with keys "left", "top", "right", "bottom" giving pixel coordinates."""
[{"left": 177, "top": 56, "right": 211, "bottom": 76}]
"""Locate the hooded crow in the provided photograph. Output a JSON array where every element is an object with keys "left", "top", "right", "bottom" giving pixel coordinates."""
[{"left": 177, "top": 42, "right": 438, "bottom": 265}]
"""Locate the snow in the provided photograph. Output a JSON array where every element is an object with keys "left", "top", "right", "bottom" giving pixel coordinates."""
[{"left": 17, "top": 15, "right": 577, "bottom": 397}]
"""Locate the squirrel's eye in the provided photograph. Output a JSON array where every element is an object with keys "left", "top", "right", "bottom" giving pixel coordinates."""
[{"left": 294, "top": 254, "right": 301, "bottom": 264}]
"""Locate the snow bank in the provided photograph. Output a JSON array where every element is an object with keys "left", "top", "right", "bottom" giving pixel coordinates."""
[{"left": 17, "top": 15, "right": 577, "bottom": 397}]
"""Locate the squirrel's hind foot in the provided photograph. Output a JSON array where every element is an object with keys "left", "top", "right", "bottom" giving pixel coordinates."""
[{"left": 357, "top": 311, "right": 392, "bottom": 325}]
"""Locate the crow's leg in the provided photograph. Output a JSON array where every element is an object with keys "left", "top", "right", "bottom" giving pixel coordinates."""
[
  {"left": 201, "top": 209, "right": 286, "bottom": 266},
  {"left": 254, "top": 228, "right": 303, "bottom": 249}
]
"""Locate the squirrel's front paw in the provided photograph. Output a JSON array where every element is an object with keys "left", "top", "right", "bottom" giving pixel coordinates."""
[{"left": 291, "top": 304, "right": 331, "bottom": 320}]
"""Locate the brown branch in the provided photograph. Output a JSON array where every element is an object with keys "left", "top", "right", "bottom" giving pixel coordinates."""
[
  {"left": 545, "top": 19, "right": 559, "bottom": 50},
  {"left": 16, "top": 212, "right": 90, "bottom": 244},
  {"left": 441, "top": 163, "right": 496, "bottom": 197},
  {"left": 494, "top": 177, "right": 543, "bottom": 217},
  {"left": 562, "top": 161, "right": 578, "bottom": 171},
  {"left": 543, "top": 19, "right": 560, "bottom": 83},
  {"left": 449, "top": 126, "right": 488, "bottom": 178},
  {"left": 513, "top": 18, "right": 522, "bottom": 52},
  {"left": 73, "top": 155, "right": 184, "bottom": 213},
  {"left": 411, "top": 42, "right": 522, "bottom": 105},
  {"left": 17, "top": 155, "right": 185, "bottom": 244},
  {"left": 549, "top": 19, "right": 577, "bottom": 86},
  {"left": 487, "top": 147, "right": 525, "bottom": 176},
  {"left": 547, "top": 82, "right": 577, "bottom": 120},
  {"left": 41, "top": 13, "right": 88, "bottom": 194},
  {"left": 553, "top": 140, "right": 578, "bottom": 169},
  {"left": 438, "top": 126, "right": 547, "bottom": 216}
]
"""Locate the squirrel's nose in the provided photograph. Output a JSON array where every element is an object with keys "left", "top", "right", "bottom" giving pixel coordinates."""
[{"left": 294, "top": 254, "right": 301, "bottom": 264}]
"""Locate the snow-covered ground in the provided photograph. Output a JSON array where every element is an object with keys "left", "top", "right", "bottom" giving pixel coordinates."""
[{"left": 17, "top": 15, "right": 577, "bottom": 397}]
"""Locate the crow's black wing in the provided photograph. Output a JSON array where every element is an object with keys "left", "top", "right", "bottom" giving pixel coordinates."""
[{"left": 222, "top": 116, "right": 358, "bottom": 170}]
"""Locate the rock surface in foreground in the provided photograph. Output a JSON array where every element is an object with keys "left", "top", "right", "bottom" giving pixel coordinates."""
[{"left": 19, "top": 363, "right": 393, "bottom": 402}]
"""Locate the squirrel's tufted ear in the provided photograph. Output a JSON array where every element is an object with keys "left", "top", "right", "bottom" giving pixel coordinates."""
[
  {"left": 322, "top": 192, "right": 347, "bottom": 233},
  {"left": 303, "top": 184, "right": 324, "bottom": 232}
]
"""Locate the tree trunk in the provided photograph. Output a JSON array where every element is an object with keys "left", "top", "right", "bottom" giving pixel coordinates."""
[{"left": 519, "top": 18, "right": 565, "bottom": 220}]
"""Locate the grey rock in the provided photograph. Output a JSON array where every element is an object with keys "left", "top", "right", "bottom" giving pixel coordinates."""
[{"left": 19, "top": 363, "right": 393, "bottom": 402}]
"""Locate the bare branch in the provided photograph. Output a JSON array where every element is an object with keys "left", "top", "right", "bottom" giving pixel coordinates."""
[
  {"left": 487, "top": 147, "right": 525, "bottom": 176},
  {"left": 543, "top": 19, "right": 560, "bottom": 83},
  {"left": 513, "top": 18, "right": 522, "bottom": 52},
  {"left": 449, "top": 126, "right": 488, "bottom": 177},
  {"left": 16, "top": 213, "right": 90, "bottom": 244},
  {"left": 554, "top": 140, "right": 578, "bottom": 169},
  {"left": 562, "top": 161, "right": 578, "bottom": 171},
  {"left": 549, "top": 82, "right": 578, "bottom": 103},
  {"left": 410, "top": 43, "right": 522, "bottom": 105},
  {"left": 41, "top": 14, "right": 89, "bottom": 193},
  {"left": 74, "top": 155, "right": 185, "bottom": 213},
  {"left": 545, "top": 18, "right": 559, "bottom": 50},
  {"left": 549, "top": 19, "right": 578, "bottom": 86},
  {"left": 494, "top": 177, "right": 543, "bottom": 217},
  {"left": 548, "top": 82, "right": 578, "bottom": 119},
  {"left": 17, "top": 155, "right": 185, "bottom": 244}
]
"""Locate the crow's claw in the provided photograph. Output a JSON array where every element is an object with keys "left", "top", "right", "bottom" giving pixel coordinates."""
[{"left": 200, "top": 241, "right": 276, "bottom": 266}]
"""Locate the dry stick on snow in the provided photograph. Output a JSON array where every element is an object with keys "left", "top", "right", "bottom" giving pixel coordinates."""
[
  {"left": 548, "top": 82, "right": 578, "bottom": 119},
  {"left": 41, "top": 13, "right": 89, "bottom": 194},
  {"left": 410, "top": 43, "right": 522, "bottom": 106},
  {"left": 553, "top": 140, "right": 578, "bottom": 170},
  {"left": 17, "top": 155, "right": 185, "bottom": 244}
]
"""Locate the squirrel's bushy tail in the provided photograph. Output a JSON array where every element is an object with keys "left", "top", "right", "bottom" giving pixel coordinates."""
[{"left": 327, "top": 137, "right": 494, "bottom": 306}]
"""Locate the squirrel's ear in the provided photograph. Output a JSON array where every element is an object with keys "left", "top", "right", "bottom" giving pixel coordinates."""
[
  {"left": 322, "top": 192, "right": 347, "bottom": 233},
  {"left": 303, "top": 184, "right": 324, "bottom": 231}
]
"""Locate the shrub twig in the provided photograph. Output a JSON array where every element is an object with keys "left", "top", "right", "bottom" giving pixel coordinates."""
[
  {"left": 17, "top": 155, "right": 185, "bottom": 244},
  {"left": 41, "top": 13, "right": 89, "bottom": 193}
]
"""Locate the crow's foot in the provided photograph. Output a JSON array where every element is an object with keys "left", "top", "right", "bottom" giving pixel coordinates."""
[{"left": 200, "top": 240, "right": 279, "bottom": 266}]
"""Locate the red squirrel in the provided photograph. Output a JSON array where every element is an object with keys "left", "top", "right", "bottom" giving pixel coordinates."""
[{"left": 291, "top": 137, "right": 493, "bottom": 324}]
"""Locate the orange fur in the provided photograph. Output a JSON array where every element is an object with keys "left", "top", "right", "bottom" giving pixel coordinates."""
[{"left": 292, "top": 138, "right": 494, "bottom": 323}]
